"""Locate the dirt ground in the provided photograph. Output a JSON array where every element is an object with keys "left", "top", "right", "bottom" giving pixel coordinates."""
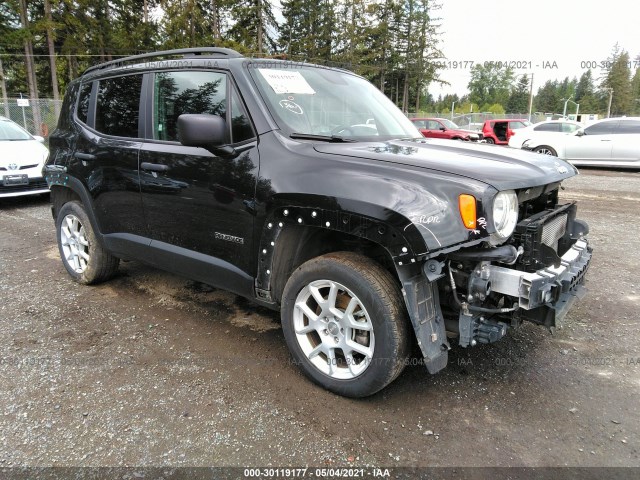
[{"left": 0, "top": 168, "right": 638, "bottom": 470}]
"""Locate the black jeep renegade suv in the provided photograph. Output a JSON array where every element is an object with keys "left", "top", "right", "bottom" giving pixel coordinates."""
[{"left": 45, "top": 48, "right": 591, "bottom": 397}]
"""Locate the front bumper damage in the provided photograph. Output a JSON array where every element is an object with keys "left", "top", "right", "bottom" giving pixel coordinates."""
[
  {"left": 486, "top": 237, "right": 591, "bottom": 325},
  {"left": 402, "top": 231, "right": 591, "bottom": 375}
]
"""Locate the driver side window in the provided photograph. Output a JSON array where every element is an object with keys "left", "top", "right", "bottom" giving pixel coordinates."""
[{"left": 153, "top": 71, "right": 227, "bottom": 142}]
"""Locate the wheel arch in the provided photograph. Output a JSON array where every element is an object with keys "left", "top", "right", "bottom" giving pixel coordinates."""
[
  {"left": 48, "top": 178, "right": 105, "bottom": 247},
  {"left": 255, "top": 197, "right": 429, "bottom": 305}
]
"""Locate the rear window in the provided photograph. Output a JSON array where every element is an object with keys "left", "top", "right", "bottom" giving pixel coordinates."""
[{"left": 95, "top": 75, "right": 143, "bottom": 137}]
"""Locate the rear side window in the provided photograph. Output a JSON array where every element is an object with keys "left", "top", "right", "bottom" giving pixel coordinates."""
[
  {"left": 76, "top": 82, "right": 93, "bottom": 124},
  {"left": 95, "top": 75, "right": 143, "bottom": 137},
  {"left": 153, "top": 71, "right": 227, "bottom": 142},
  {"left": 615, "top": 120, "right": 640, "bottom": 134},
  {"left": 509, "top": 121, "right": 527, "bottom": 129}
]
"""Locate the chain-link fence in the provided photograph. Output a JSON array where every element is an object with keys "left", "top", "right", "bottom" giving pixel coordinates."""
[
  {"left": 406, "top": 112, "right": 553, "bottom": 130},
  {"left": 1, "top": 98, "right": 62, "bottom": 137}
]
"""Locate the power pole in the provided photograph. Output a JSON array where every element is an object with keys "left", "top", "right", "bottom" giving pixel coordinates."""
[
  {"left": 605, "top": 88, "right": 613, "bottom": 118},
  {"left": 527, "top": 73, "right": 534, "bottom": 122}
]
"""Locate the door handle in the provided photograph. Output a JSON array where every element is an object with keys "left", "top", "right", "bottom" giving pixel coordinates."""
[
  {"left": 141, "top": 162, "right": 169, "bottom": 172},
  {"left": 74, "top": 152, "right": 97, "bottom": 161},
  {"left": 600, "top": 139, "right": 612, "bottom": 142}
]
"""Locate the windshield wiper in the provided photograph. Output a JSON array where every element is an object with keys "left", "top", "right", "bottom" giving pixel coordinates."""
[{"left": 290, "top": 133, "right": 355, "bottom": 143}]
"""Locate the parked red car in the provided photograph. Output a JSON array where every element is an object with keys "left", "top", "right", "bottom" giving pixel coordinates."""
[
  {"left": 411, "top": 118, "right": 481, "bottom": 141},
  {"left": 481, "top": 119, "right": 530, "bottom": 145}
]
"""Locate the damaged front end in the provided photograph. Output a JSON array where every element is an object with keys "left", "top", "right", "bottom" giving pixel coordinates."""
[{"left": 403, "top": 186, "right": 592, "bottom": 374}]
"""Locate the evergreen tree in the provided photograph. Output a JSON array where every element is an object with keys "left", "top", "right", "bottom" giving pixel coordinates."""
[
  {"left": 600, "top": 43, "right": 633, "bottom": 116},
  {"left": 574, "top": 70, "right": 600, "bottom": 113},
  {"left": 506, "top": 75, "right": 529, "bottom": 113}
]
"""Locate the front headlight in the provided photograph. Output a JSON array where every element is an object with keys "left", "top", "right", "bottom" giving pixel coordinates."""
[{"left": 491, "top": 190, "right": 518, "bottom": 244}]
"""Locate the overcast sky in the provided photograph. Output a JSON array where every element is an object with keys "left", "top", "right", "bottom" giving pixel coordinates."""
[{"left": 428, "top": 0, "right": 639, "bottom": 99}]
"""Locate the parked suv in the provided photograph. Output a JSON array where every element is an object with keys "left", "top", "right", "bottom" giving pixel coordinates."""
[
  {"left": 45, "top": 48, "right": 592, "bottom": 397},
  {"left": 482, "top": 119, "right": 530, "bottom": 144},
  {"left": 411, "top": 117, "right": 481, "bottom": 141}
]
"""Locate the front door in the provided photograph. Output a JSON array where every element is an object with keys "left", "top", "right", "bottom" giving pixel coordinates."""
[
  {"left": 139, "top": 70, "right": 259, "bottom": 278},
  {"left": 565, "top": 121, "right": 616, "bottom": 161}
]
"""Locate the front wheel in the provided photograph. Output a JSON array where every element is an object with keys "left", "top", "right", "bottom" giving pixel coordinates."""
[
  {"left": 534, "top": 145, "right": 557, "bottom": 156},
  {"left": 56, "top": 201, "right": 119, "bottom": 284},
  {"left": 484, "top": 137, "right": 495, "bottom": 144},
  {"left": 281, "top": 252, "right": 411, "bottom": 397}
]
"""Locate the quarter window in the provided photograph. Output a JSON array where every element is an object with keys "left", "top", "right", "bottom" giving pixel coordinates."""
[
  {"left": 95, "top": 75, "right": 143, "bottom": 137},
  {"left": 153, "top": 71, "right": 227, "bottom": 142},
  {"left": 77, "top": 82, "right": 93, "bottom": 125},
  {"left": 230, "top": 89, "right": 254, "bottom": 143}
]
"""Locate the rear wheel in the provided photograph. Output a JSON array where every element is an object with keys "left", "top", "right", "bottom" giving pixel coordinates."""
[
  {"left": 56, "top": 201, "right": 119, "bottom": 284},
  {"left": 534, "top": 145, "right": 557, "bottom": 156},
  {"left": 281, "top": 252, "right": 410, "bottom": 397}
]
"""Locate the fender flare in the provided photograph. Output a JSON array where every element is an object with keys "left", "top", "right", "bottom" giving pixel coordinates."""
[
  {"left": 46, "top": 173, "right": 106, "bottom": 248},
  {"left": 254, "top": 197, "right": 429, "bottom": 303}
]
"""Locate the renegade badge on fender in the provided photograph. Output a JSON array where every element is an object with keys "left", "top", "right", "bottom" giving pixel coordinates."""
[{"left": 45, "top": 48, "right": 592, "bottom": 397}]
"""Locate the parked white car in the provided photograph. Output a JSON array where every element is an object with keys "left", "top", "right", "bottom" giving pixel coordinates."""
[
  {"left": 508, "top": 120, "right": 582, "bottom": 149},
  {"left": 521, "top": 117, "right": 640, "bottom": 168},
  {"left": 0, "top": 116, "right": 50, "bottom": 198}
]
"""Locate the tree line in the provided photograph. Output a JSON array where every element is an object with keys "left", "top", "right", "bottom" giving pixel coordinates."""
[
  {"left": 0, "top": 0, "right": 444, "bottom": 113},
  {"left": 428, "top": 43, "right": 640, "bottom": 117}
]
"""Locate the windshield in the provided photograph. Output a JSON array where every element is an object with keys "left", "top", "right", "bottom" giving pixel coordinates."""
[
  {"left": 249, "top": 63, "right": 421, "bottom": 141},
  {"left": 0, "top": 119, "right": 32, "bottom": 141}
]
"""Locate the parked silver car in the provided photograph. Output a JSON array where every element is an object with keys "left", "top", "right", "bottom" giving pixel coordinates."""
[{"left": 521, "top": 117, "right": 640, "bottom": 168}]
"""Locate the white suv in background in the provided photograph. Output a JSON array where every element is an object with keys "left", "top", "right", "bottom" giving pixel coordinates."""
[
  {"left": 0, "top": 116, "right": 50, "bottom": 198},
  {"left": 521, "top": 117, "right": 640, "bottom": 168},
  {"left": 507, "top": 120, "right": 582, "bottom": 149}
]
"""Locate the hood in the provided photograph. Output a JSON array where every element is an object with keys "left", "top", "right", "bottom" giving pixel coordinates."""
[
  {"left": 313, "top": 138, "right": 577, "bottom": 191},
  {"left": 452, "top": 128, "right": 479, "bottom": 136}
]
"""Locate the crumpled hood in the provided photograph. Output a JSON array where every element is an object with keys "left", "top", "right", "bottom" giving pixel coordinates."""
[{"left": 314, "top": 138, "right": 577, "bottom": 191}]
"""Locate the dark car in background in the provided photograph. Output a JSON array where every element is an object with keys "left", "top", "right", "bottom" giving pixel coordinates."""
[{"left": 411, "top": 117, "right": 481, "bottom": 141}]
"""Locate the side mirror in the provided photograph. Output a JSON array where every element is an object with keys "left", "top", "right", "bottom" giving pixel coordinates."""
[
  {"left": 33, "top": 135, "right": 45, "bottom": 143},
  {"left": 439, "top": 127, "right": 446, "bottom": 131},
  {"left": 177, "top": 114, "right": 233, "bottom": 154},
  {"left": 575, "top": 130, "right": 585, "bottom": 137}
]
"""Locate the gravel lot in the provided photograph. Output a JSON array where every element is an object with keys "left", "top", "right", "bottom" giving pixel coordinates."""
[{"left": 0, "top": 168, "right": 638, "bottom": 470}]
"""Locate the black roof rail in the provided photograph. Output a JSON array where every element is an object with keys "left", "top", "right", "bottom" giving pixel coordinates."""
[{"left": 82, "top": 47, "right": 243, "bottom": 76}]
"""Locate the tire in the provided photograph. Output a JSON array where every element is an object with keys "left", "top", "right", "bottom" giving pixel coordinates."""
[
  {"left": 484, "top": 137, "right": 495, "bottom": 144},
  {"left": 56, "top": 201, "right": 119, "bottom": 284},
  {"left": 533, "top": 145, "right": 557, "bottom": 156},
  {"left": 281, "top": 252, "right": 411, "bottom": 397}
]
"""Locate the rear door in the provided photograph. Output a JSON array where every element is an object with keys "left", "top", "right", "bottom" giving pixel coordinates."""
[
  {"left": 72, "top": 74, "right": 147, "bottom": 238},
  {"left": 611, "top": 119, "right": 640, "bottom": 162},
  {"left": 138, "top": 69, "right": 259, "bottom": 280}
]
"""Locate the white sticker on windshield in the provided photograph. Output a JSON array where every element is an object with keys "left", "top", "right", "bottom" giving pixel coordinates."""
[{"left": 259, "top": 69, "right": 316, "bottom": 95}]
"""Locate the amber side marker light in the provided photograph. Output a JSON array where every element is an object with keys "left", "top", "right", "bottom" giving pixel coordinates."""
[{"left": 459, "top": 194, "right": 477, "bottom": 229}]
